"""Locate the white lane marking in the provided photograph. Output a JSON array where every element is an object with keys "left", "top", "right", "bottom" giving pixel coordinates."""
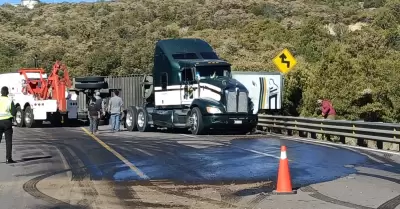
[
  {"left": 180, "top": 134, "right": 197, "bottom": 138},
  {"left": 134, "top": 148, "right": 153, "bottom": 156},
  {"left": 179, "top": 134, "right": 281, "bottom": 159},
  {"left": 271, "top": 133, "right": 400, "bottom": 156},
  {"left": 231, "top": 145, "right": 281, "bottom": 159}
]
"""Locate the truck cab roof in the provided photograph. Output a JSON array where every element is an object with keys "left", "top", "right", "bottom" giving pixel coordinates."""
[
  {"left": 176, "top": 59, "right": 231, "bottom": 69},
  {"left": 153, "top": 38, "right": 232, "bottom": 86}
]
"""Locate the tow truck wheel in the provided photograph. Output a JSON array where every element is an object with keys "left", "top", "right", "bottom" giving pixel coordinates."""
[
  {"left": 125, "top": 106, "right": 138, "bottom": 132},
  {"left": 137, "top": 108, "right": 153, "bottom": 132},
  {"left": 24, "top": 106, "right": 35, "bottom": 128},
  {"left": 189, "top": 107, "right": 205, "bottom": 135},
  {"left": 15, "top": 106, "right": 24, "bottom": 127}
]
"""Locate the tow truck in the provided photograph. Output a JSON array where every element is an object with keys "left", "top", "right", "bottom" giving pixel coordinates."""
[{"left": 0, "top": 61, "right": 78, "bottom": 127}]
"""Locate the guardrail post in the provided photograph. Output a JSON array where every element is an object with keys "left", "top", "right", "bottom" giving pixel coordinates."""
[
  {"left": 339, "top": 136, "right": 345, "bottom": 144},
  {"left": 321, "top": 121, "right": 332, "bottom": 141},
  {"left": 287, "top": 119, "right": 295, "bottom": 136},
  {"left": 296, "top": 119, "right": 306, "bottom": 137},
  {"left": 376, "top": 128, "right": 384, "bottom": 149},
  {"left": 390, "top": 128, "right": 399, "bottom": 152},
  {"left": 351, "top": 124, "right": 366, "bottom": 147},
  {"left": 273, "top": 118, "right": 282, "bottom": 134},
  {"left": 357, "top": 138, "right": 366, "bottom": 147},
  {"left": 310, "top": 132, "right": 317, "bottom": 139}
]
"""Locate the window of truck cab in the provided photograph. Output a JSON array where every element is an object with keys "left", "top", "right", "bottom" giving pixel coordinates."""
[{"left": 196, "top": 65, "right": 231, "bottom": 79}]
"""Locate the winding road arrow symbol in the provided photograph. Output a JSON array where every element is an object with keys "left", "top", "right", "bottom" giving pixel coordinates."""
[{"left": 279, "top": 53, "right": 290, "bottom": 68}]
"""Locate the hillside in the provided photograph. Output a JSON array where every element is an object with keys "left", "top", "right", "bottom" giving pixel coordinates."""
[{"left": 0, "top": 0, "right": 400, "bottom": 121}]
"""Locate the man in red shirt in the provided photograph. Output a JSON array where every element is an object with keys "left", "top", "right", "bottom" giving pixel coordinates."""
[{"left": 317, "top": 99, "right": 336, "bottom": 119}]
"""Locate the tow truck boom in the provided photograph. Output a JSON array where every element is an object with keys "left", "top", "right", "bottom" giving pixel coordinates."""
[{"left": 18, "top": 60, "right": 72, "bottom": 112}]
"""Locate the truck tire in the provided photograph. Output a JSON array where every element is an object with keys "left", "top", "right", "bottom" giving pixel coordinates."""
[
  {"left": 75, "top": 82, "right": 108, "bottom": 90},
  {"left": 75, "top": 76, "right": 105, "bottom": 83},
  {"left": 189, "top": 107, "right": 205, "bottom": 135},
  {"left": 15, "top": 106, "right": 24, "bottom": 127},
  {"left": 24, "top": 106, "right": 35, "bottom": 128},
  {"left": 125, "top": 106, "right": 138, "bottom": 131},
  {"left": 137, "top": 107, "right": 153, "bottom": 132}
]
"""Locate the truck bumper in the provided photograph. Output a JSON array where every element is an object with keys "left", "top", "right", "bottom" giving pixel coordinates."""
[
  {"left": 78, "top": 112, "right": 88, "bottom": 120},
  {"left": 202, "top": 114, "right": 258, "bottom": 130}
]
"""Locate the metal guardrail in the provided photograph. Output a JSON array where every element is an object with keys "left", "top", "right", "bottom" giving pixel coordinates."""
[{"left": 257, "top": 114, "right": 400, "bottom": 151}]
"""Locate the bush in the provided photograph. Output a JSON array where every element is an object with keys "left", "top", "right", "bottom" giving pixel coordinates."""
[{"left": 0, "top": 0, "right": 399, "bottom": 121}]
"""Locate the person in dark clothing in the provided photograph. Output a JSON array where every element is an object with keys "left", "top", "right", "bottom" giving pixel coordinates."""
[
  {"left": 0, "top": 86, "right": 17, "bottom": 164},
  {"left": 94, "top": 92, "right": 103, "bottom": 132},
  {"left": 317, "top": 99, "right": 336, "bottom": 119},
  {"left": 88, "top": 97, "right": 101, "bottom": 134}
]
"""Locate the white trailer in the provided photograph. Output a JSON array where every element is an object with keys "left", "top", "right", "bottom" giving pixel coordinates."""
[{"left": 231, "top": 71, "right": 284, "bottom": 114}]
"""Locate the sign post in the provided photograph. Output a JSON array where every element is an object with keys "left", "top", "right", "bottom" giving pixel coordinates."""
[{"left": 272, "top": 48, "right": 297, "bottom": 74}]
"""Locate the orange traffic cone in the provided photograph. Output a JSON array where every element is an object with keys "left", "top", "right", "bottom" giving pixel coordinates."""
[{"left": 273, "top": 145, "right": 297, "bottom": 195}]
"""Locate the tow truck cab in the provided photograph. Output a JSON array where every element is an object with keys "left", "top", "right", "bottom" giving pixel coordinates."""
[{"left": 126, "top": 38, "right": 258, "bottom": 135}]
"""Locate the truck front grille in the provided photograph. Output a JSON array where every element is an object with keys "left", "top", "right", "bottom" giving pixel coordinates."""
[
  {"left": 226, "top": 91, "right": 237, "bottom": 112},
  {"left": 238, "top": 92, "right": 248, "bottom": 112},
  {"left": 226, "top": 91, "right": 248, "bottom": 113}
]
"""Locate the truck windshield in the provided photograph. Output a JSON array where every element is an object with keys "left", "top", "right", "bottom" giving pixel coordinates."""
[{"left": 196, "top": 65, "right": 231, "bottom": 79}]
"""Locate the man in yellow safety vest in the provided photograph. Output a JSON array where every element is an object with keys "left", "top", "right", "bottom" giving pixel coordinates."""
[{"left": 0, "top": 86, "right": 17, "bottom": 164}]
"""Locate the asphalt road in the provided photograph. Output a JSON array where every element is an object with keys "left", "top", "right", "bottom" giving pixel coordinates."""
[{"left": 0, "top": 125, "right": 398, "bottom": 209}]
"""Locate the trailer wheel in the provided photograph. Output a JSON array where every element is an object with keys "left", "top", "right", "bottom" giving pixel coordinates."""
[
  {"left": 75, "top": 82, "right": 108, "bottom": 90},
  {"left": 137, "top": 108, "right": 153, "bottom": 132},
  {"left": 189, "top": 107, "right": 205, "bottom": 135},
  {"left": 125, "top": 106, "right": 138, "bottom": 131},
  {"left": 75, "top": 76, "right": 105, "bottom": 83},
  {"left": 24, "top": 106, "right": 35, "bottom": 128},
  {"left": 15, "top": 106, "right": 24, "bottom": 127}
]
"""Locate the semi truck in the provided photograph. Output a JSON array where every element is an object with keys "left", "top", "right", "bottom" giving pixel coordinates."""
[
  {"left": 0, "top": 61, "right": 79, "bottom": 127},
  {"left": 74, "top": 38, "right": 284, "bottom": 134}
]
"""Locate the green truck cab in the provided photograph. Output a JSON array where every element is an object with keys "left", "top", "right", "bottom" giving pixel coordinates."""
[{"left": 125, "top": 38, "right": 258, "bottom": 134}]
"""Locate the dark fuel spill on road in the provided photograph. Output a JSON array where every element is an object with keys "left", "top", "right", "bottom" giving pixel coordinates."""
[{"left": 100, "top": 135, "right": 375, "bottom": 188}]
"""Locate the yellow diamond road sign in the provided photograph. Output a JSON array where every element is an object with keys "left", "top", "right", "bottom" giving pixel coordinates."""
[{"left": 272, "top": 48, "right": 297, "bottom": 74}]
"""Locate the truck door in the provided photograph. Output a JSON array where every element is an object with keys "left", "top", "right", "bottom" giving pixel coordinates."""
[{"left": 180, "top": 68, "right": 196, "bottom": 105}]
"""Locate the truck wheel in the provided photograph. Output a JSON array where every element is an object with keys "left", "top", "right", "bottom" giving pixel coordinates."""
[
  {"left": 15, "top": 106, "right": 24, "bottom": 127},
  {"left": 190, "top": 107, "right": 205, "bottom": 135},
  {"left": 24, "top": 106, "right": 35, "bottom": 128},
  {"left": 75, "top": 82, "right": 108, "bottom": 89},
  {"left": 75, "top": 76, "right": 105, "bottom": 83},
  {"left": 137, "top": 108, "right": 153, "bottom": 132},
  {"left": 126, "top": 106, "right": 138, "bottom": 131}
]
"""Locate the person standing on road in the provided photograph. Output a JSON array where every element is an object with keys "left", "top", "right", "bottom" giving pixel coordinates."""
[
  {"left": 88, "top": 97, "right": 101, "bottom": 134},
  {"left": 317, "top": 99, "right": 336, "bottom": 120},
  {"left": 94, "top": 91, "right": 104, "bottom": 132},
  {"left": 0, "top": 86, "right": 17, "bottom": 164},
  {"left": 108, "top": 90, "right": 123, "bottom": 132}
]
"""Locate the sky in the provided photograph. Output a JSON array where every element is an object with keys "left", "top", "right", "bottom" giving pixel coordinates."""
[{"left": 0, "top": 0, "right": 100, "bottom": 5}]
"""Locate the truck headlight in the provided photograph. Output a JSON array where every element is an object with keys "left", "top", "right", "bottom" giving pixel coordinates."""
[{"left": 207, "top": 106, "right": 222, "bottom": 114}]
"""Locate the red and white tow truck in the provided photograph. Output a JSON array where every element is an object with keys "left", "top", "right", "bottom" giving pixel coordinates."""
[{"left": 0, "top": 61, "right": 78, "bottom": 127}]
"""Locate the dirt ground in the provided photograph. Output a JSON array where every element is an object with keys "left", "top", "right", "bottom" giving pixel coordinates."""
[{"left": 33, "top": 171, "right": 273, "bottom": 209}]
